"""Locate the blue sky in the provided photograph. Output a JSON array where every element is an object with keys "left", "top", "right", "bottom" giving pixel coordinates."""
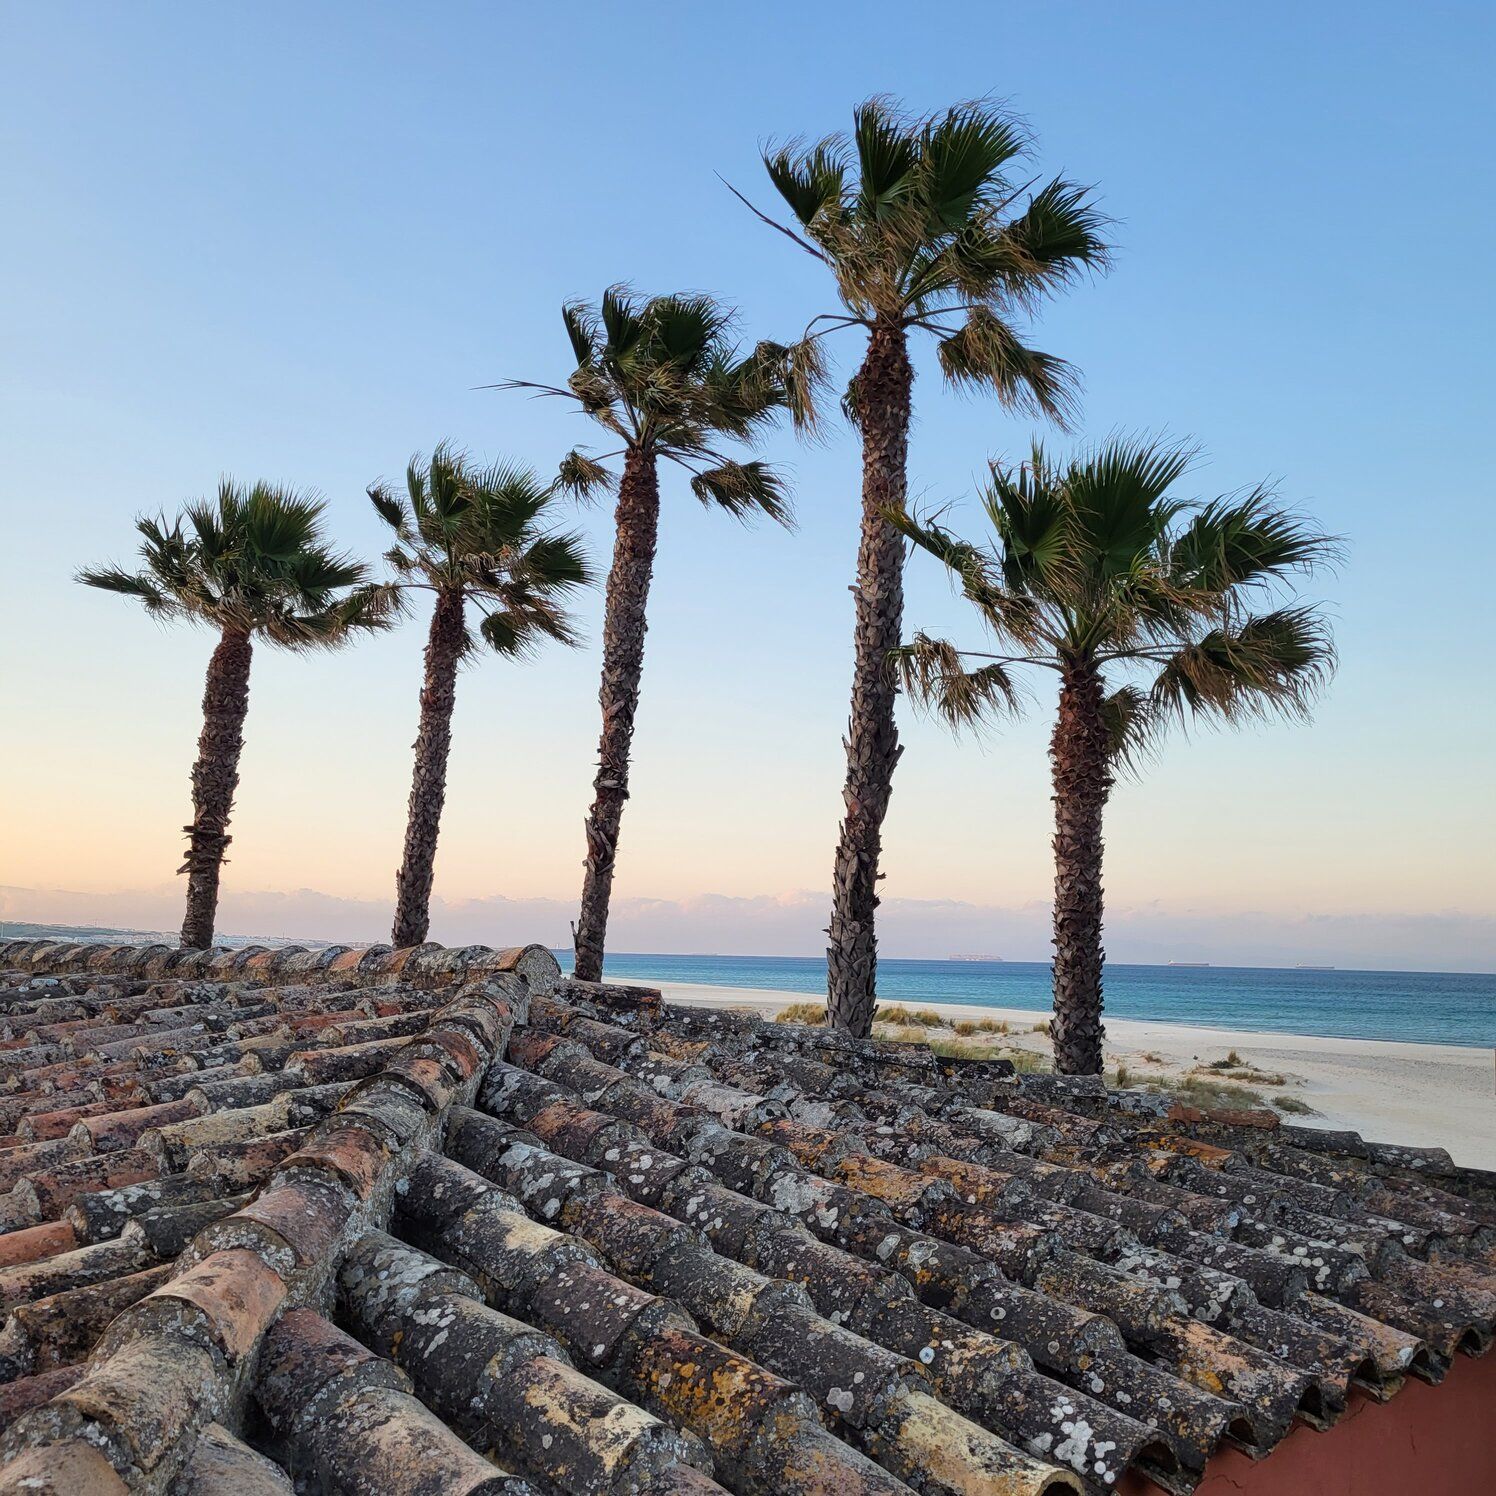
[{"left": 3, "top": 2, "right": 1494, "bottom": 969}]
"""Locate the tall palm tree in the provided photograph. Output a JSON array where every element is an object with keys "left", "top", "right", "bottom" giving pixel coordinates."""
[
  {"left": 498, "top": 288, "right": 803, "bottom": 982},
  {"left": 748, "top": 97, "right": 1109, "bottom": 1034},
  {"left": 891, "top": 439, "right": 1339, "bottom": 1073},
  {"left": 369, "top": 444, "right": 591, "bottom": 949},
  {"left": 79, "top": 483, "right": 394, "bottom": 949}
]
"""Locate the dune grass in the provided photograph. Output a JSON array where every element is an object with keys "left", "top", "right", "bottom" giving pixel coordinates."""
[
  {"left": 875, "top": 1004, "right": 945, "bottom": 1028},
  {"left": 954, "top": 1016, "right": 1010, "bottom": 1036},
  {"left": 773, "top": 1001, "right": 827, "bottom": 1026},
  {"left": 1272, "top": 1094, "right": 1317, "bottom": 1115}
]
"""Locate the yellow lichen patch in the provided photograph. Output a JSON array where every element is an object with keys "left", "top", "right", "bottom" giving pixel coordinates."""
[
  {"left": 831, "top": 1154, "right": 938, "bottom": 1210},
  {"left": 630, "top": 1326, "right": 789, "bottom": 1459},
  {"left": 916, "top": 1155, "right": 1022, "bottom": 1208}
]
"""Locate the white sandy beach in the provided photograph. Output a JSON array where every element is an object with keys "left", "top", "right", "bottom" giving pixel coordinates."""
[{"left": 649, "top": 981, "right": 1496, "bottom": 1170}]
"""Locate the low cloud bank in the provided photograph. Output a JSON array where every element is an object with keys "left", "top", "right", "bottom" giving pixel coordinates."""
[{"left": 2, "top": 884, "right": 1491, "bottom": 973}]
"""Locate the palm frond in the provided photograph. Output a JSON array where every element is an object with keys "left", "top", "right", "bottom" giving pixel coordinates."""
[
  {"left": 1170, "top": 490, "right": 1343, "bottom": 594},
  {"left": 519, "top": 531, "right": 592, "bottom": 592},
  {"left": 562, "top": 299, "right": 599, "bottom": 366},
  {"left": 1152, "top": 606, "right": 1336, "bottom": 725},
  {"left": 556, "top": 448, "right": 616, "bottom": 503},
  {"left": 599, "top": 284, "right": 646, "bottom": 359},
  {"left": 853, "top": 97, "right": 919, "bottom": 219},
  {"left": 892, "top": 632, "right": 1026, "bottom": 730},
  {"left": 367, "top": 482, "right": 409, "bottom": 535},
  {"left": 1100, "top": 682, "right": 1159, "bottom": 775},
  {"left": 936, "top": 307, "right": 1080, "bottom": 426},
  {"left": 763, "top": 138, "right": 849, "bottom": 228},
  {"left": 80, "top": 481, "right": 379, "bottom": 649},
  {"left": 991, "top": 177, "right": 1111, "bottom": 300},
  {"left": 689, "top": 459, "right": 792, "bottom": 526},
  {"left": 1059, "top": 437, "right": 1196, "bottom": 578},
  {"left": 918, "top": 103, "right": 1029, "bottom": 230},
  {"left": 76, "top": 565, "right": 180, "bottom": 617}
]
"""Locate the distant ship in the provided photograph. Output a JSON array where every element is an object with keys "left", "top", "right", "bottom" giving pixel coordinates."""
[
  {"left": 1167, "top": 961, "right": 1211, "bottom": 968},
  {"left": 1296, "top": 964, "right": 1336, "bottom": 971},
  {"left": 948, "top": 953, "right": 1004, "bottom": 962}
]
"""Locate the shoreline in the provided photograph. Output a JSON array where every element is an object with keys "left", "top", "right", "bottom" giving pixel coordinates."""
[{"left": 647, "top": 980, "right": 1496, "bottom": 1169}]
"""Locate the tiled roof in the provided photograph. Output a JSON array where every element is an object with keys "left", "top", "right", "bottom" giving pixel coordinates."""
[{"left": 0, "top": 940, "right": 1489, "bottom": 1495}]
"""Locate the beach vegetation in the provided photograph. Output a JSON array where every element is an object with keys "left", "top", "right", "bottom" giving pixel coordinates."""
[
  {"left": 875, "top": 1004, "right": 945, "bottom": 1027},
  {"left": 774, "top": 1001, "right": 829, "bottom": 1026},
  {"left": 892, "top": 439, "right": 1338, "bottom": 1073},
  {"left": 1272, "top": 1094, "right": 1317, "bottom": 1115},
  {"left": 498, "top": 289, "right": 802, "bottom": 983},
  {"left": 78, "top": 486, "right": 395, "bottom": 948},
  {"left": 954, "top": 1016, "right": 1010, "bottom": 1035},
  {"left": 1169, "top": 1073, "right": 1268, "bottom": 1108},
  {"left": 369, "top": 446, "right": 591, "bottom": 947},
  {"left": 746, "top": 97, "right": 1107, "bottom": 1037}
]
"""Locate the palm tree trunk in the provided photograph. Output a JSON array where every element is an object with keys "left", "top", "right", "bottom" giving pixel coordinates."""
[
  {"left": 179, "top": 626, "right": 253, "bottom": 950},
  {"left": 826, "top": 318, "right": 913, "bottom": 1036},
  {"left": 1049, "top": 658, "right": 1114, "bottom": 1074},
  {"left": 573, "top": 447, "right": 660, "bottom": 982},
  {"left": 392, "top": 589, "right": 466, "bottom": 948}
]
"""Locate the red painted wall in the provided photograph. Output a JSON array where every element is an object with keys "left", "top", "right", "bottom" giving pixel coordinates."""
[{"left": 1118, "top": 1349, "right": 1496, "bottom": 1495}]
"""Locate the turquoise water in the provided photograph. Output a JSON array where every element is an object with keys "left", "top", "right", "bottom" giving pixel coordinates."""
[{"left": 559, "top": 953, "right": 1496, "bottom": 1049}]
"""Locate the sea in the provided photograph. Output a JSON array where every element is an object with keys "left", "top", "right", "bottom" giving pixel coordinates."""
[
  {"left": 7, "top": 924, "right": 1491, "bottom": 1050},
  {"left": 559, "top": 952, "right": 1496, "bottom": 1050}
]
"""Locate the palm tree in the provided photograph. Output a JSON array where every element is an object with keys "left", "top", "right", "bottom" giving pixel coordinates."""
[
  {"left": 498, "top": 288, "right": 803, "bottom": 982},
  {"left": 369, "top": 444, "right": 591, "bottom": 948},
  {"left": 79, "top": 483, "right": 394, "bottom": 949},
  {"left": 891, "top": 439, "right": 1338, "bottom": 1073},
  {"left": 746, "top": 97, "right": 1109, "bottom": 1034}
]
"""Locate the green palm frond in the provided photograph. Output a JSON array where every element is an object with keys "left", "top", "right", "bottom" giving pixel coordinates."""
[
  {"left": 368, "top": 482, "right": 409, "bottom": 535},
  {"left": 917, "top": 103, "right": 1029, "bottom": 230},
  {"left": 648, "top": 294, "right": 730, "bottom": 372},
  {"left": 562, "top": 299, "right": 600, "bottom": 366},
  {"left": 936, "top": 307, "right": 1081, "bottom": 426},
  {"left": 763, "top": 138, "right": 849, "bottom": 228},
  {"left": 689, "top": 459, "right": 791, "bottom": 526},
  {"left": 853, "top": 97, "right": 920, "bottom": 219},
  {"left": 477, "top": 609, "right": 522, "bottom": 658},
  {"left": 1153, "top": 606, "right": 1336, "bottom": 725},
  {"left": 519, "top": 531, "right": 592, "bottom": 592},
  {"left": 1059, "top": 438, "right": 1196, "bottom": 578},
  {"left": 891, "top": 632, "right": 1026, "bottom": 730},
  {"left": 599, "top": 284, "right": 647, "bottom": 360},
  {"left": 991, "top": 177, "right": 1111, "bottom": 301},
  {"left": 75, "top": 565, "right": 181, "bottom": 618},
  {"left": 1170, "top": 490, "right": 1344, "bottom": 594}
]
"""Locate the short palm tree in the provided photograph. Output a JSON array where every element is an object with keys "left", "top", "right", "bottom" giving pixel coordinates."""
[
  {"left": 498, "top": 288, "right": 801, "bottom": 982},
  {"left": 891, "top": 439, "right": 1338, "bottom": 1074},
  {"left": 369, "top": 444, "right": 591, "bottom": 949},
  {"left": 79, "top": 483, "right": 394, "bottom": 949},
  {"left": 749, "top": 97, "right": 1109, "bottom": 1034}
]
